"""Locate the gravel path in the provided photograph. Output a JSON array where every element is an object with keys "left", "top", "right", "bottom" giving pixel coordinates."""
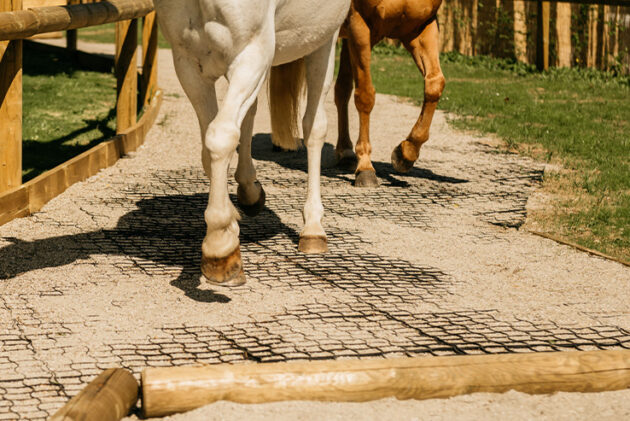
[{"left": 0, "top": 43, "right": 628, "bottom": 420}]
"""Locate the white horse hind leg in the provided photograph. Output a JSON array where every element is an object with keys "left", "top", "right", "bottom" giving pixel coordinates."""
[
  {"left": 171, "top": 51, "right": 218, "bottom": 178},
  {"left": 235, "top": 99, "right": 266, "bottom": 217},
  {"left": 298, "top": 36, "right": 338, "bottom": 254},
  {"left": 201, "top": 38, "right": 273, "bottom": 286}
]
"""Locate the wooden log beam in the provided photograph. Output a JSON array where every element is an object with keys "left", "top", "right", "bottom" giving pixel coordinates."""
[
  {"left": 50, "top": 368, "right": 138, "bottom": 421},
  {"left": 0, "top": 0, "right": 153, "bottom": 41},
  {"left": 142, "top": 350, "right": 630, "bottom": 418},
  {"left": 140, "top": 10, "right": 157, "bottom": 108},
  {"left": 115, "top": 17, "right": 137, "bottom": 133},
  {"left": 0, "top": 0, "right": 22, "bottom": 194}
]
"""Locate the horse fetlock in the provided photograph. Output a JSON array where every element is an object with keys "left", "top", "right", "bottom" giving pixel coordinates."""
[
  {"left": 335, "top": 148, "right": 357, "bottom": 171},
  {"left": 237, "top": 181, "right": 266, "bottom": 217},
  {"left": 201, "top": 245, "right": 246, "bottom": 287},
  {"left": 391, "top": 141, "right": 418, "bottom": 173}
]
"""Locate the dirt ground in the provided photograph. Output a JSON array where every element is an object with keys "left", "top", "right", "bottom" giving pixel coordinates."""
[{"left": 1, "top": 42, "right": 628, "bottom": 420}]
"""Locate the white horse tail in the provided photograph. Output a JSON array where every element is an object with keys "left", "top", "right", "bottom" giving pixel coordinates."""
[{"left": 268, "top": 58, "right": 306, "bottom": 151}]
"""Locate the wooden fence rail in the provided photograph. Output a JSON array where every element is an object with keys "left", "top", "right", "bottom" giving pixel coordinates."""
[{"left": 0, "top": 0, "right": 161, "bottom": 224}]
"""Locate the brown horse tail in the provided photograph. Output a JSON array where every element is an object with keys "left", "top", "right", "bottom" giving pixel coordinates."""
[{"left": 268, "top": 58, "right": 306, "bottom": 151}]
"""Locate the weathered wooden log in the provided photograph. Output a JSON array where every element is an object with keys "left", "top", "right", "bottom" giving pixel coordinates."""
[
  {"left": 115, "top": 17, "right": 137, "bottom": 133},
  {"left": 140, "top": 10, "right": 157, "bottom": 108},
  {"left": 0, "top": 0, "right": 153, "bottom": 41},
  {"left": 142, "top": 350, "right": 630, "bottom": 418},
  {"left": 0, "top": 0, "right": 22, "bottom": 194},
  {"left": 50, "top": 368, "right": 138, "bottom": 421}
]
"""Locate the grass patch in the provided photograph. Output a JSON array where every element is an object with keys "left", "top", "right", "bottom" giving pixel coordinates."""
[
  {"left": 22, "top": 47, "right": 116, "bottom": 181},
  {"left": 370, "top": 44, "right": 630, "bottom": 261},
  {"left": 78, "top": 23, "right": 171, "bottom": 48}
]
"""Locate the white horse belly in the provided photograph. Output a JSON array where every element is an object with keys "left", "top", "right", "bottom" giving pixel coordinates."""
[{"left": 273, "top": 0, "right": 350, "bottom": 65}]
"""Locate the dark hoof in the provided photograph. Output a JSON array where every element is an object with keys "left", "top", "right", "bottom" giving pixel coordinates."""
[
  {"left": 298, "top": 235, "right": 328, "bottom": 254},
  {"left": 391, "top": 144, "right": 416, "bottom": 173},
  {"left": 237, "top": 182, "right": 266, "bottom": 217},
  {"left": 201, "top": 247, "right": 246, "bottom": 287},
  {"left": 272, "top": 144, "right": 287, "bottom": 152},
  {"left": 354, "top": 170, "right": 379, "bottom": 187},
  {"left": 336, "top": 154, "right": 358, "bottom": 172}
]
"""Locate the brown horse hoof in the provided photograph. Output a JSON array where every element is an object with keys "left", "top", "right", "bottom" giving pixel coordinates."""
[
  {"left": 201, "top": 247, "right": 246, "bottom": 287},
  {"left": 354, "top": 170, "right": 379, "bottom": 187},
  {"left": 237, "top": 182, "right": 266, "bottom": 217},
  {"left": 298, "top": 235, "right": 328, "bottom": 254},
  {"left": 391, "top": 144, "right": 416, "bottom": 173}
]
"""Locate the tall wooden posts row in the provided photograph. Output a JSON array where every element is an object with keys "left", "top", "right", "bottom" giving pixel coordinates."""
[{"left": 0, "top": 0, "right": 22, "bottom": 193}]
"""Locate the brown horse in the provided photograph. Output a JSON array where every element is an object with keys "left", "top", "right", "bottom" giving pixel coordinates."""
[{"left": 335, "top": 0, "right": 445, "bottom": 186}]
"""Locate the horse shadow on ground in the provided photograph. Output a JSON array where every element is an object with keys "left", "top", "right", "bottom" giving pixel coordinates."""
[
  {"left": 0, "top": 194, "right": 297, "bottom": 304},
  {"left": 250, "top": 133, "right": 469, "bottom": 187}
]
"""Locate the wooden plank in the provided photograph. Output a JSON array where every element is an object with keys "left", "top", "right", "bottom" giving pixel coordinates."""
[
  {"left": 0, "top": 0, "right": 22, "bottom": 194},
  {"left": 514, "top": 0, "right": 528, "bottom": 63},
  {"left": 0, "top": 185, "right": 28, "bottom": 224},
  {"left": 0, "top": 0, "right": 154, "bottom": 41},
  {"left": 25, "top": 165, "right": 67, "bottom": 213},
  {"left": 142, "top": 350, "right": 630, "bottom": 418},
  {"left": 50, "top": 368, "right": 138, "bottom": 421},
  {"left": 140, "top": 10, "right": 157, "bottom": 108},
  {"left": 536, "top": 0, "right": 550, "bottom": 70},
  {"left": 115, "top": 18, "right": 137, "bottom": 133},
  {"left": 556, "top": 2, "right": 572, "bottom": 67}
]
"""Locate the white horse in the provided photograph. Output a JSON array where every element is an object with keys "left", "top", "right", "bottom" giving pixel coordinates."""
[{"left": 154, "top": 0, "right": 351, "bottom": 286}]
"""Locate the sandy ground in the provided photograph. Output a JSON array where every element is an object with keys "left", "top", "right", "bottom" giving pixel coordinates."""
[{"left": 0, "top": 41, "right": 628, "bottom": 420}]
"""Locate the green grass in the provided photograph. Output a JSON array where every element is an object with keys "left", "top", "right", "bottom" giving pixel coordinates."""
[
  {"left": 78, "top": 23, "right": 171, "bottom": 48},
  {"left": 370, "top": 44, "right": 630, "bottom": 261},
  {"left": 22, "top": 48, "right": 116, "bottom": 181}
]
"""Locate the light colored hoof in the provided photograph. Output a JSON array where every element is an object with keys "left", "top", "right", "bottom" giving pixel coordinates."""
[
  {"left": 201, "top": 247, "right": 246, "bottom": 287},
  {"left": 237, "top": 182, "right": 266, "bottom": 217},
  {"left": 391, "top": 143, "right": 416, "bottom": 174},
  {"left": 298, "top": 235, "right": 328, "bottom": 254},
  {"left": 354, "top": 170, "right": 379, "bottom": 188}
]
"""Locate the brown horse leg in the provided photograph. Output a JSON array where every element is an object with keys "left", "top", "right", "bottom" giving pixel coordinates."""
[
  {"left": 392, "top": 18, "right": 445, "bottom": 173},
  {"left": 347, "top": 13, "right": 379, "bottom": 187},
  {"left": 334, "top": 39, "right": 357, "bottom": 171}
]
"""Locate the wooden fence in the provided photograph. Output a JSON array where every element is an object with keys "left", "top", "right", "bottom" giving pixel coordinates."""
[
  {"left": 0, "top": 0, "right": 162, "bottom": 225},
  {"left": 437, "top": 0, "right": 630, "bottom": 72}
]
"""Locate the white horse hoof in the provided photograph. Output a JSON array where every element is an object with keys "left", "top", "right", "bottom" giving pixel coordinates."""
[
  {"left": 201, "top": 247, "right": 246, "bottom": 286},
  {"left": 298, "top": 235, "right": 328, "bottom": 254}
]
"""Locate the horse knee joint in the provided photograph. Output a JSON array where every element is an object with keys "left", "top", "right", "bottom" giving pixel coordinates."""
[
  {"left": 354, "top": 87, "right": 375, "bottom": 113},
  {"left": 425, "top": 74, "right": 445, "bottom": 102},
  {"left": 205, "top": 120, "right": 240, "bottom": 157}
]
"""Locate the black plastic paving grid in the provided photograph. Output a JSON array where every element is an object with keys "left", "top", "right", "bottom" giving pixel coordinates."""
[{"left": 0, "top": 144, "right": 626, "bottom": 420}]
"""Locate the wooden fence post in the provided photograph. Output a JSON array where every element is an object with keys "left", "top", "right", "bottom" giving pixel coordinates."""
[
  {"left": 0, "top": 0, "right": 22, "bottom": 193},
  {"left": 536, "top": 0, "right": 550, "bottom": 70},
  {"left": 141, "top": 11, "right": 158, "bottom": 108},
  {"left": 115, "top": 18, "right": 138, "bottom": 133},
  {"left": 66, "top": 0, "right": 79, "bottom": 51}
]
